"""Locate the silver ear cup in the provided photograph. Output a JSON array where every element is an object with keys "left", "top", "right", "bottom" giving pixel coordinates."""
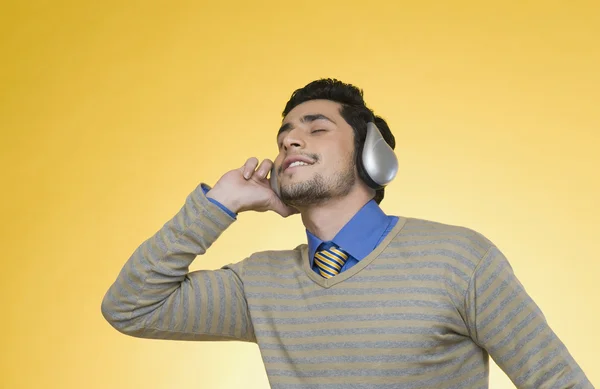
[
  {"left": 270, "top": 165, "right": 281, "bottom": 197},
  {"left": 362, "top": 122, "right": 398, "bottom": 186}
]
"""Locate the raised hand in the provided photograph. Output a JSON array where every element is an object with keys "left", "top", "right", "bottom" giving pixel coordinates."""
[{"left": 206, "top": 157, "right": 298, "bottom": 218}]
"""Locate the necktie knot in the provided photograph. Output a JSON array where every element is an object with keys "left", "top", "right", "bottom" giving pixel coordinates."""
[{"left": 314, "top": 242, "right": 350, "bottom": 279}]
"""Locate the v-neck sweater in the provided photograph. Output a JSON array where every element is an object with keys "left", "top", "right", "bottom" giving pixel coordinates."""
[{"left": 101, "top": 183, "right": 591, "bottom": 388}]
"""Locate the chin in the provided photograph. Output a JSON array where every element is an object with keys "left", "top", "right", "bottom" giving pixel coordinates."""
[{"left": 282, "top": 171, "right": 309, "bottom": 183}]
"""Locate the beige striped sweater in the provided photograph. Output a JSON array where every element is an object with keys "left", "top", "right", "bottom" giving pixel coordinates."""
[{"left": 101, "top": 183, "right": 592, "bottom": 388}]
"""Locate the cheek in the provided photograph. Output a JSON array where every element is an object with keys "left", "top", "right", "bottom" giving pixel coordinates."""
[{"left": 331, "top": 146, "right": 353, "bottom": 164}]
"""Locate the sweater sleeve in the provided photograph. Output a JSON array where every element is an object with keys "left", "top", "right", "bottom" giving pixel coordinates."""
[
  {"left": 100, "top": 183, "right": 256, "bottom": 343},
  {"left": 464, "top": 246, "right": 592, "bottom": 388}
]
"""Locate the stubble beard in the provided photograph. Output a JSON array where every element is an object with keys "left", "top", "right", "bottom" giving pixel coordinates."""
[{"left": 280, "top": 159, "right": 356, "bottom": 208}]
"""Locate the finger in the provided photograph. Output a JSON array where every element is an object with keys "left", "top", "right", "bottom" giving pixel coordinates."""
[
  {"left": 241, "top": 157, "right": 259, "bottom": 179},
  {"left": 275, "top": 204, "right": 300, "bottom": 218},
  {"left": 254, "top": 159, "right": 273, "bottom": 179},
  {"left": 269, "top": 196, "right": 299, "bottom": 218},
  {"left": 280, "top": 207, "right": 300, "bottom": 218}
]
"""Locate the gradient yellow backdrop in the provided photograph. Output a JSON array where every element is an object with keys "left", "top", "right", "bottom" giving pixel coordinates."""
[{"left": 1, "top": 1, "right": 598, "bottom": 388}]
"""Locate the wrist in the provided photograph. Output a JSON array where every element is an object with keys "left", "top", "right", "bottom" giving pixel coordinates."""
[{"left": 206, "top": 187, "right": 241, "bottom": 214}]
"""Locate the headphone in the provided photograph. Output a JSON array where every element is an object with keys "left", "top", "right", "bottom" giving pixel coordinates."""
[{"left": 270, "top": 121, "right": 398, "bottom": 196}]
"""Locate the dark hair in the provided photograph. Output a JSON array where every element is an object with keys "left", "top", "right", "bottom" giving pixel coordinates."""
[{"left": 282, "top": 78, "right": 396, "bottom": 204}]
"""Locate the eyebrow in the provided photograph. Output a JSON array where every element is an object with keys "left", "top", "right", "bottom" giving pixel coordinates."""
[{"left": 277, "top": 114, "right": 337, "bottom": 138}]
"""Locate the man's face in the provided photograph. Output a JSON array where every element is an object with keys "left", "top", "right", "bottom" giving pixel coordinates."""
[{"left": 274, "top": 99, "right": 357, "bottom": 207}]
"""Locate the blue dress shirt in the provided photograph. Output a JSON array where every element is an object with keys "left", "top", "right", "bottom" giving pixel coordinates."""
[
  {"left": 306, "top": 200, "right": 398, "bottom": 275},
  {"left": 201, "top": 183, "right": 398, "bottom": 275}
]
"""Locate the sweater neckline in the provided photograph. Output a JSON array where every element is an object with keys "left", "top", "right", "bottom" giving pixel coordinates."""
[{"left": 300, "top": 216, "right": 408, "bottom": 288}]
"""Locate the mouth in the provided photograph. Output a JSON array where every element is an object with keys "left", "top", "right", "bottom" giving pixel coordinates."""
[
  {"left": 285, "top": 161, "right": 314, "bottom": 172},
  {"left": 283, "top": 156, "right": 316, "bottom": 172}
]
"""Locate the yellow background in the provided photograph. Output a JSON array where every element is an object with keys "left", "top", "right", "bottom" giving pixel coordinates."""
[{"left": 1, "top": 1, "right": 598, "bottom": 387}]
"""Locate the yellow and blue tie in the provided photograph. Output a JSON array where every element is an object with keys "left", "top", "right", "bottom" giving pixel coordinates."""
[{"left": 314, "top": 242, "right": 350, "bottom": 278}]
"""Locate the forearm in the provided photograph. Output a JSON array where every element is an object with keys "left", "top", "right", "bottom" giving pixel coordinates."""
[{"left": 101, "top": 183, "right": 254, "bottom": 341}]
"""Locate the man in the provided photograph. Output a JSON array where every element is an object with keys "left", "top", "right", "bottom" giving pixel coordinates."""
[{"left": 102, "top": 79, "right": 592, "bottom": 388}]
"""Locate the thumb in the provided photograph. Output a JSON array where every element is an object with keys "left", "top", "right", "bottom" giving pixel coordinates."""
[{"left": 269, "top": 196, "right": 299, "bottom": 218}]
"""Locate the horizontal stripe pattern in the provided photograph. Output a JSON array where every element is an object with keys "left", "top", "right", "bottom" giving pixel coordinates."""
[
  {"left": 101, "top": 183, "right": 255, "bottom": 342},
  {"left": 101, "top": 184, "right": 592, "bottom": 388}
]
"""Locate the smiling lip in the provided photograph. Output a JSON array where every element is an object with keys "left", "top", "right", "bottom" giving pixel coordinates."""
[
  {"left": 286, "top": 162, "right": 312, "bottom": 172},
  {"left": 283, "top": 155, "right": 315, "bottom": 172}
]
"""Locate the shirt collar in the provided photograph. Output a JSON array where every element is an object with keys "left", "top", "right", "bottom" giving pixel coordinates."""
[{"left": 306, "top": 199, "right": 390, "bottom": 265}]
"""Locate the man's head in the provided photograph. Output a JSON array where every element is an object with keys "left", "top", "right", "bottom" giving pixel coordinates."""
[{"left": 274, "top": 78, "right": 396, "bottom": 206}]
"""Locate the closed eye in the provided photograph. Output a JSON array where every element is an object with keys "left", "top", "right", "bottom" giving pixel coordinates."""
[{"left": 277, "top": 129, "right": 326, "bottom": 149}]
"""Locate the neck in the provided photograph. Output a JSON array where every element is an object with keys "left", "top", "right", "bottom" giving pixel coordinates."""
[{"left": 299, "top": 186, "right": 375, "bottom": 241}]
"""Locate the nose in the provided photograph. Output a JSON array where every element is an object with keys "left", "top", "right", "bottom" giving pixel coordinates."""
[{"left": 282, "top": 128, "right": 305, "bottom": 151}]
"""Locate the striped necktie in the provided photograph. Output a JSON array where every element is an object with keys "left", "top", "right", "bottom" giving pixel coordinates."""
[{"left": 314, "top": 241, "right": 350, "bottom": 278}]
